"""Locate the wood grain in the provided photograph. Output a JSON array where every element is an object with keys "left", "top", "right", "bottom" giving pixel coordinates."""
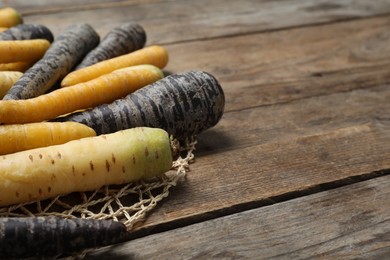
[
  {"left": 0, "top": 1, "right": 389, "bottom": 256},
  {"left": 9, "top": 0, "right": 390, "bottom": 44},
  {"left": 136, "top": 115, "right": 389, "bottom": 232},
  {"left": 165, "top": 16, "right": 390, "bottom": 111},
  {"left": 87, "top": 175, "right": 390, "bottom": 259},
  {"left": 0, "top": 0, "right": 170, "bottom": 14},
  {"left": 120, "top": 83, "right": 390, "bottom": 233}
]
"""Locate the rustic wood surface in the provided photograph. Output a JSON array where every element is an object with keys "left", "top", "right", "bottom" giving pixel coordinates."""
[
  {"left": 1, "top": 0, "right": 389, "bottom": 258},
  {"left": 87, "top": 175, "right": 390, "bottom": 259}
]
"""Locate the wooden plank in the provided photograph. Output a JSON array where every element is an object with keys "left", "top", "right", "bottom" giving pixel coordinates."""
[
  {"left": 195, "top": 82, "right": 390, "bottom": 156},
  {"left": 120, "top": 84, "right": 389, "bottom": 231},
  {"left": 86, "top": 175, "right": 390, "bottom": 259},
  {"left": 164, "top": 15, "right": 390, "bottom": 112},
  {"left": 15, "top": 10, "right": 390, "bottom": 112},
  {"left": 0, "top": 0, "right": 169, "bottom": 14},
  {"left": 9, "top": 0, "right": 390, "bottom": 44},
  {"left": 137, "top": 121, "right": 389, "bottom": 230}
]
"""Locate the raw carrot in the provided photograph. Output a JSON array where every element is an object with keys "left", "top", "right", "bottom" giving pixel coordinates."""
[
  {"left": 0, "top": 122, "right": 96, "bottom": 155},
  {"left": 0, "top": 24, "right": 54, "bottom": 42},
  {"left": 0, "top": 61, "right": 34, "bottom": 72},
  {"left": 0, "top": 71, "right": 23, "bottom": 98},
  {"left": 0, "top": 39, "right": 51, "bottom": 63},
  {"left": 0, "top": 27, "right": 7, "bottom": 32},
  {"left": 0, "top": 7, "right": 23, "bottom": 28},
  {"left": 0, "top": 65, "right": 164, "bottom": 124},
  {"left": 61, "top": 45, "right": 168, "bottom": 87},
  {"left": 76, "top": 22, "right": 146, "bottom": 69},
  {"left": 56, "top": 71, "right": 225, "bottom": 140},
  {"left": 0, "top": 127, "right": 172, "bottom": 207},
  {"left": 3, "top": 23, "right": 99, "bottom": 100},
  {"left": 0, "top": 216, "right": 127, "bottom": 258}
]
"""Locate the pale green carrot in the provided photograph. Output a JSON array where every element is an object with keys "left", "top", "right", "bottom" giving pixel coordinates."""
[{"left": 0, "top": 127, "right": 172, "bottom": 207}]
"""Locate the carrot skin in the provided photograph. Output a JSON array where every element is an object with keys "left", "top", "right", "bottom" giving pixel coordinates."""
[
  {"left": 0, "top": 39, "right": 51, "bottom": 63},
  {"left": 0, "top": 24, "right": 54, "bottom": 42},
  {"left": 0, "top": 7, "right": 23, "bottom": 28},
  {"left": 76, "top": 22, "right": 146, "bottom": 69},
  {"left": 56, "top": 71, "right": 225, "bottom": 140},
  {"left": 0, "top": 122, "right": 96, "bottom": 155},
  {"left": 61, "top": 45, "right": 168, "bottom": 87},
  {"left": 0, "top": 71, "right": 23, "bottom": 99},
  {"left": 0, "top": 216, "right": 127, "bottom": 258},
  {"left": 0, "top": 127, "right": 172, "bottom": 207},
  {"left": 0, "top": 65, "right": 164, "bottom": 124},
  {"left": 3, "top": 23, "right": 100, "bottom": 100},
  {"left": 0, "top": 61, "right": 33, "bottom": 72}
]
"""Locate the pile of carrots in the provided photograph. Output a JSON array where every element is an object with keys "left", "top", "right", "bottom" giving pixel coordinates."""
[
  {"left": 0, "top": 6, "right": 169, "bottom": 154},
  {"left": 0, "top": 6, "right": 225, "bottom": 207},
  {"left": 0, "top": 6, "right": 225, "bottom": 257}
]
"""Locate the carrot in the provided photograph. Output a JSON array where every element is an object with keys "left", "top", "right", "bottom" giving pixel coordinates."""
[
  {"left": 0, "top": 216, "right": 127, "bottom": 258},
  {"left": 76, "top": 22, "right": 146, "bottom": 69},
  {"left": 56, "top": 71, "right": 225, "bottom": 140},
  {"left": 0, "top": 24, "right": 54, "bottom": 42},
  {"left": 0, "top": 122, "right": 96, "bottom": 155},
  {"left": 61, "top": 45, "right": 168, "bottom": 87},
  {"left": 0, "top": 71, "right": 23, "bottom": 98},
  {"left": 0, "top": 127, "right": 172, "bottom": 207},
  {"left": 0, "top": 39, "right": 51, "bottom": 63},
  {"left": 0, "top": 7, "right": 23, "bottom": 28},
  {"left": 0, "top": 61, "right": 34, "bottom": 72},
  {"left": 0, "top": 27, "right": 7, "bottom": 32},
  {"left": 3, "top": 23, "right": 100, "bottom": 100},
  {"left": 0, "top": 65, "right": 164, "bottom": 124}
]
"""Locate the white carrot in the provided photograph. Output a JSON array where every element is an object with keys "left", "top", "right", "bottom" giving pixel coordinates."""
[{"left": 0, "top": 127, "right": 172, "bottom": 207}]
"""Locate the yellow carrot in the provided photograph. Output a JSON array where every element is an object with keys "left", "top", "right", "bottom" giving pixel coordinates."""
[
  {"left": 0, "top": 39, "right": 50, "bottom": 63},
  {"left": 0, "top": 71, "right": 23, "bottom": 98},
  {"left": 0, "top": 61, "right": 34, "bottom": 72},
  {"left": 0, "top": 27, "right": 8, "bottom": 32},
  {"left": 0, "top": 65, "right": 164, "bottom": 124},
  {"left": 0, "top": 7, "right": 23, "bottom": 28},
  {"left": 0, "top": 127, "right": 172, "bottom": 207},
  {"left": 61, "top": 45, "right": 169, "bottom": 87},
  {"left": 0, "top": 122, "right": 96, "bottom": 155}
]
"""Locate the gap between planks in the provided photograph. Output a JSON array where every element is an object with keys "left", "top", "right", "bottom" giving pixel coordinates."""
[
  {"left": 2, "top": 0, "right": 176, "bottom": 16},
  {"left": 117, "top": 168, "right": 390, "bottom": 242},
  {"left": 12, "top": 0, "right": 390, "bottom": 45},
  {"left": 86, "top": 174, "right": 390, "bottom": 259}
]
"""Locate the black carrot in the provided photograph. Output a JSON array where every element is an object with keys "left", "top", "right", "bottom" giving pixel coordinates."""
[
  {"left": 0, "top": 216, "right": 128, "bottom": 258},
  {"left": 76, "top": 22, "right": 146, "bottom": 69},
  {"left": 0, "top": 23, "right": 54, "bottom": 42},
  {"left": 3, "top": 23, "right": 99, "bottom": 100},
  {"left": 55, "top": 70, "right": 225, "bottom": 140}
]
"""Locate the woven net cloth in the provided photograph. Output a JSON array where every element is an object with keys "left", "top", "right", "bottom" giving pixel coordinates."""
[{"left": 0, "top": 138, "right": 196, "bottom": 232}]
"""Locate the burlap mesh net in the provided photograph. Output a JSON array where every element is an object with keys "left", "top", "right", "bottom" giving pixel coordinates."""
[{"left": 0, "top": 138, "right": 196, "bottom": 232}]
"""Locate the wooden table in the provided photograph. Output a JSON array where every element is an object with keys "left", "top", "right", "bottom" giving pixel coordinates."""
[{"left": 2, "top": 0, "right": 390, "bottom": 258}]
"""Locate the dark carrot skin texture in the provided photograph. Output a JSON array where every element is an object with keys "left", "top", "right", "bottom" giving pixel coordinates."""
[
  {"left": 3, "top": 23, "right": 99, "bottom": 100},
  {"left": 76, "top": 22, "right": 146, "bottom": 69},
  {"left": 0, "top": 24, "right": 54, "bottom": 42},
  {"left": 56, "top": 71, "right": 225, "bottom": 140},
  {"left": 0, "top": 216, "right": 127, "bottom": 258}
]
